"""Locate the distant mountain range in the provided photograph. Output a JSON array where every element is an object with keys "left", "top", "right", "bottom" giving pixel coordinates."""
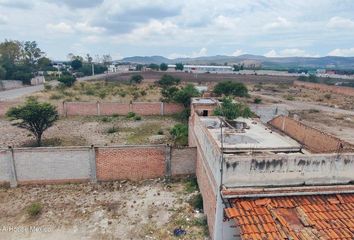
[{"left": 120, "top": 54, "right": 354, "bottom": 70}]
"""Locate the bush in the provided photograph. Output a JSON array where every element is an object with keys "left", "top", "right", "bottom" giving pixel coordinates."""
[
  {"left": 44, "top": 83, "right": 52, "bottom": 91},
  {"left": 126, "top": 112, "right": 136, "bottom": 118},
  {"left": 253, "top": 97, "right": 262, "bottom": 104},
  {"left": 213, "top": 81, "right": 248, "bottom": 97},
  {"left": 157, "top": 129, "right": 164, "bottom": 135},
  {"left": 101, "top": 116, "right": 111, "bottom": 122},
  {"left": 106, "top": 126, "right": 118, "bottom": 134},
  {"left": 324, "top": 93, "right": 331, "bottom": 99},
  {"left": 188, "top": 193, "right": 203, "bottom": 210},
  {"left": 134, "top": 115, "right": 142, "bottom": 121},
  {"left": 214, "top": 97, "right": 252, "bottom": 120},
  {"left": 27, "top": 202, "right": 42, "bottom": 217},
  {"left": 58, "top": 75, "right": 76, "bottom": 87},
  {"left": 130, "top": 74, "right": 144, "bottom": 84},
  {"left": 49, "top": 93, "right": 63, "bottom": 100},
  {"left": 170, "top": 124, "right": 188, "bottom": 146},
  {"left": 157, "top": 74, "right": 180, "bottom": 87}
]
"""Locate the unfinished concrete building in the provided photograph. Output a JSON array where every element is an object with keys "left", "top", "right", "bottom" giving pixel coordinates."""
[{"left": 189, "top": 98, "right": 354, "bottom": 240}]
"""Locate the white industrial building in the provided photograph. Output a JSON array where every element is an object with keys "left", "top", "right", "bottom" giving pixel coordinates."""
[{"left": 167, "top": 64, "right": 233, "bottom": 73}]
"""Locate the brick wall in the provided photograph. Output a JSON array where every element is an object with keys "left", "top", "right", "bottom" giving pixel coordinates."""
[
  {"left": 0, "top": 149, "right": 10, "bottom": 185},
  {"left": 95, "top": 146, "right": 166, "bottom": 181},
  {"left": 163, "top": 103, "right": 184, "bottom": 115},
  {"left": 132, "top": 102, "right": 161, "bottom": 115},
  {"left": 196, "top": 147, "right": 217, "bottom": 237},
  {"left": 294, "top": 80, "right": 354, "bottom": 97},
  {"left": 100, "top": 102, "right": 130, "bottom": 115},
  {"left": 269, "top": 115, "right": 354, "bottom": 153},
  {"left": 65, "top": 102, "right": 98, "bottom": 116},
  {"left": 171, "top": 147, "right": 197, "bottom": 176}
]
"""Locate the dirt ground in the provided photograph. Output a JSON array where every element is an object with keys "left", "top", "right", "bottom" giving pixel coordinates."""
[
  {"left": 0, "top": 179, "right": 208, "bottom": 240},
  {"left": 251, "top": 83, "right": 354, "bottom": 110},
  {"left": 289, "top": 110, "right": 354, "bottom": 144},
  {"left": 0, "top": 115, "right": 180, "bottom": 148}
]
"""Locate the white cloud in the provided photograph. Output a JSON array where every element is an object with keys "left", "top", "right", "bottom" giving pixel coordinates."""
[
  {"left": 0, "top": 14, "right": 8, "bottom": 24},
  {"left": 212, "top": 15, "right": 240, "bottom": 29},
  {"left": 191, "top": 47, "right": 208, "bottom": 58},
  {"left": 263, "top": 17, "right": 291, "bottom": 31},
  {"left": 168, "top": 53, "right": 189, "bottom": 59},
  {"left": 75, "top": 22, "right": 106, "bottom": 34},
  {"left": 328, "top": 48, "right": 354, "bottom": 57},
  {"left": 264, "top": 48, "right": 318, "bottom": 57},
  {"left": 231, "top": 49, "right": 244, "bottom": 56},
  {"left": 46, "top": 22, "right": 74, "bottom": 33},
  {"left": 327, "top": 17, "right": 354, "bottom": 29}
]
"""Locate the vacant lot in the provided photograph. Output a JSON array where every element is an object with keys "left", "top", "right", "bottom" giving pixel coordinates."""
[
  {"left": 0, "top": 179, "right": 208, "bottom": 240},
  {"left": 0, "top": 115, "right": 180, "bottom": 148},
  {"left": 251, "top": 83, "right": 354, "bottom": 110},
  {"left": 290, "top": 109, "right": 354, "bottom": 144}
]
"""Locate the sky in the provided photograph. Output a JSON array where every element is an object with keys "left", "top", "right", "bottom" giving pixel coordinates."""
[{"left": 1, "top": 0, "right": 354, "bottom": 60}]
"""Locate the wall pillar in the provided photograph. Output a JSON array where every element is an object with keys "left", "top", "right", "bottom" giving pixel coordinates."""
[
  {"left": 97, "top": 101, "right": 101, "bottom": 116},
  {"left": 89, "top": 145, "right": 97, "bottom": 183},
  {"left": 8, "top": 147, "right": 17, "bottom": 188},
  {"left": 160, "top": 102, "right": 164, "bottom": 116},
  {"left": 165, "top": 145, "right": 172, "bottom": 180}
]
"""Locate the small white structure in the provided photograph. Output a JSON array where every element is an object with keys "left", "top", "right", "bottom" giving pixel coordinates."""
[
  {"left": 184, "top": 65, "right": 233, "bottom": 73},
  {"left": 108, "top": 65, "right": 118, "bottom": 73}
]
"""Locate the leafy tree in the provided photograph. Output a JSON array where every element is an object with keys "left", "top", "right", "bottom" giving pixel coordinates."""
[
  {"left": 148, "top": 63, "right": 159, "bottom": 71},
  {"left": 214, "top": 97, "right": 252, "bottom": 120},
  {"left": 0, "top": 40, "right": 23, "bottom": 64},
  {"left": 23, "top": 41, "right": 43, "bottom": 66},
  {"left": 130, "top": 74, "right": 144, "bottom": 84},
  {"left": 71, "top": 59, "right": 82, "bottom": 70},
  {"left": 173, "top": 84, "right": 200, "bottom": 108},
  {"left": 157, "top": 74, "right": 180, "bottom": 87},
  {"left": 160, "top": 63, "right": 168, "bottom": 71},
  {"left": 175, "top": 63, "right": 184, "bottom": 71},
  {"left": 0, "top": 66, "right": 6, "bottom": 79},
  {"left": 161, "top": 86, "right": 179, "bottom": 102},
  {"left": 6, "top": 97, "right": 59, "bottom": 146},
  {"left": 37, "top": 57, "right": 52, "bottom": 71},
  {"left": 213, "top": 81, "right": 248, "bottom": 97},
  {"left": 170, "top": 123, "right": 188, "bottom": 146},
  {"left": 58, "top": 75, "right": 76, "bottom": 87},
  {"left": 85, "top": 53, "right": 93, "bottom": 63}
]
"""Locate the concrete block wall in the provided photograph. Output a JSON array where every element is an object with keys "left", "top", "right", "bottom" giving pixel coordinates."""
[
  {"left": 0, "top": 149, "right": 10, "bottom": 185},
  {"left": 223, "top": 153, "right": 354, "bottom": 188},
  {"left": 269, "top": 115, "right": 354, "bottom": 153},
  {"left": 0, "top": 80, "right": 23, "bottom": 91},
  {"left": 95, "top": 146, "right": 166, "bottom": 181},
  {"left": 0, "top": 101, "right": 184, "bottom": 117},
  {"left": 14, "top": 147, "right": 92, "bottom": 185},
  {"left": 294, "top": 80, "right": 354, "bottom": 97},
  {"left": 171, "top": 147, "right": 197, "bottom": 176}
]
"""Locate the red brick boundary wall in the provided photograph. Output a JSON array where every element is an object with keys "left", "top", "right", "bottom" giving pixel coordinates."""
[
  {"left": 0, "top": 101, "right": 183, "bottom": 117},
  {"left": 294, "top": 80, "right": 354, "bottom": 97},
  {"left": 95, "top": 146, "right": 166, "bottom": 181},
  {"left": 269, "top": 115, "right": 354, "bottom": 153}
]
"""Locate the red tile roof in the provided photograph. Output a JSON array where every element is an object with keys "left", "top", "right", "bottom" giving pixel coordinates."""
[{"left": 225, "top": 194, "right": 354, "bottom": 240}]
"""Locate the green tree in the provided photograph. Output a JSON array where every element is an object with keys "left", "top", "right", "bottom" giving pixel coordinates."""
[
  {"left": 37, "top": 57, "right": 52, "bottom": 71},
  {"left": 173, "top": 84, "right": 200, "bottom": 108},
  {"left": 0, "top": 66, "right": 6, "bottom": 79},
  {"left": 214, "top": 97, "right": 252, "bottom": 120},
  {"left": 157, "top": 74, "right": 180, "bottom": 87},
  {"left": 58, "top": 75, "right": 76, "bottom": 87},
  {"left": 71, "top": 59, "right": 82, "bottom": 70},
  {"left": 23, "top": 41, "right": 43, "bottom": 66},
  {"left": 148, "top": 63, "right": 159, "bottom": 70},
  {"left": 213, "top": 81, "right": 248, "bottom": 97},
  {"left": 6, "top": 98, "right": 59, "bottom": 146},
  {"left": 136, "top": 64, "right": 143, "bottom": 71},
  {"left": 160, "top": 63, "right": 168, "bottom": 71},
  {"left": 130, "top": 74, "right": 144, "bottom": 84},
  {"left": 175, "top": 63, "right": 184, "bottom": 71},
  {"left": 170, "top": 123, "right": 188, "bottom": 146},
  {"left": 161, "top": 86, "right": 179, "bottom": 102}
]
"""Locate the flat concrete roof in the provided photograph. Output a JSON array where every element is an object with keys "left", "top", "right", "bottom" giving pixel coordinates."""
[
  {"left": 192, "top": 98, "right": 218, "bottom": 105},
  {"left": 200, "top": 117, "right": 302, "bottom": 153}
]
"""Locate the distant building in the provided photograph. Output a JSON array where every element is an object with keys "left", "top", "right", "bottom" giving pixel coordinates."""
[{"left": 184, "top": 65, "right": 233, "bottom": 73}]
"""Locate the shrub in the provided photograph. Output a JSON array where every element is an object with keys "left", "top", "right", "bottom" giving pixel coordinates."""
[
  {"left": 44, "top": 83, "right": 52, "bottom": 91},
  {"left": 126, "top": 112, "right": 136, "bottom": 118},
  {"left": 98, "top": 91, "right": 107, "bottom": 99},
  {"left": 157, "top": 129, "right": 164, "bottom": 135},
  {"left": 130, "top": 74, "right": 144, "bottom": 84},
  {"left": 101, "top": 116, "right": 111, "bottom": 122},
  {"left": 324, "top": 93, "right": 331, "bottom": 99},
  {"left": 188, "top": 193, "right": 203, "bottom": 210},
  {"left": 27, "top": 202, "right": 42, "bottom": 217},
  {"left": 49, "top": 93, "right": 63, "bottom": 100},
  {"left": 111, "top": 113, "right": 119, "bottom": 118},
  {"left": 156, "top": 74, "right": 180, "bottom": 87},
  {"left": 58, "top": 75, "right": 76, "bottom": 87},
  {"left": 253, "top": 97, "right": 262, "bottom": 104},
  {"left": 134, "top": 115, "right": 142, "bottom": 121},
  {"left": 170, "top": 124, "right": 188, "bottom": 146},
  {"left": 213, "top": 81, "right": 248, "bottom": 97},
  {"left": 214, "top": 97, "right": 252, "bottom": 120},
  {"left": 106, "top": 126, "right": 118, "bottom": 134}
]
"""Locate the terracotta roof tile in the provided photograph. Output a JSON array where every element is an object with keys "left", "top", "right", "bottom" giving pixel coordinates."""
[{"left": 227, "top": 193, "right": 354, "bottom": 240}]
